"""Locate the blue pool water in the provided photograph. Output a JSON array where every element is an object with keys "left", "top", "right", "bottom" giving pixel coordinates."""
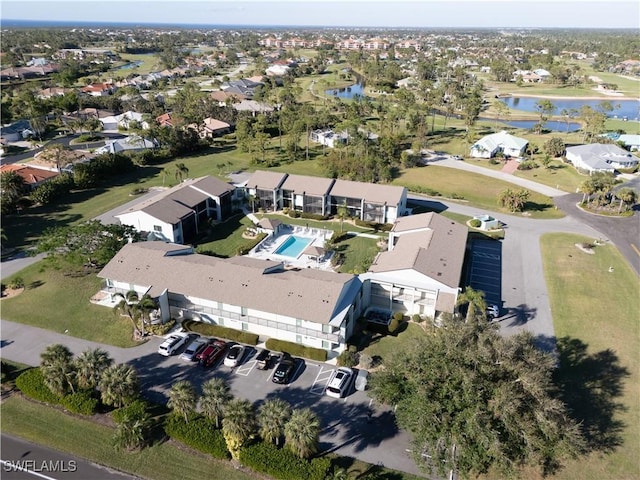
[{"left": 274, "top": 236, "right": 312, "bottom": 258}]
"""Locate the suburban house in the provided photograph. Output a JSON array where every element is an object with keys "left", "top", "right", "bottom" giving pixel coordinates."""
[
  {"left": 95, "top": 135, "right": 156, "bottom": 155},
  {"left": 310, "top": 129, "right": 349, "bottom": 148},
  {"left": 470, "top": 131, "right": 529, "bottom": 159},
  {"left": 115, "top": 176, "right": 235, "bottom": 243},
  {"left": 81, "top": 82, "right": 116, "bottom": 97},
  {"left": 360, "top": 212, "right": 468, "bottom": 319},
  {"left": 220, "top": 78, "right": 264, "bottom": 98},
  {"left": 232, "top": 100, "right": 275, "bottom": 116},
  {"left": 210, "top": 90, "right": 247, "bottom": 106},
  {"left": 199, "top": 118, "right": 231, "bottom": 138},
  {"left": 100, "top": 111, "right": 149, "bottom": 131},
  {"left": 618, "top": 134, "right": 640, "bottom": 152},
  {"left": 97, "top": 242, "right": 364, "bottom": 355},
  {"left": 565, "top": 143, "right": 639, "bottom": 174},
  {"left": 244, "top": 171, "right": 408, "bottom": 223},
  {"left": 0, "top": 164, "right": 59, "bottom": 190},
  {"left": 0, "top": 120, "right": 34, "bottom": 142}
]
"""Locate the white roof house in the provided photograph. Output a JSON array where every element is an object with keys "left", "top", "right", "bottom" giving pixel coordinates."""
[
  {"left": 100, "top": 111, "right": 149, "bottom": 131},
  {"left": 95, "top": 135, "right": 155, "bottom": 155},
  {"left": 618, "top": 134, "right": 640, "bottom": 152},
  {"left": 470, "top": 131, "right": 529, "bottom": 159},
  {"left": 566, "top": 143, "right": 639, "bottom": 174}
]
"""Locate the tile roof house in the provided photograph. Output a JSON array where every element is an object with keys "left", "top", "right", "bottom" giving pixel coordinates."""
[
  {"left": 200, "top": 118, "right": 231, "bottom": 138},
  {"left": 81, "top": 82, "right": 116, "bottom": 97},
  {"left": 470, "top": 130, "right": 529, "bottom": 159},
  {"left": 97, "top": 242, "right": 364, "bottom": 354},
  {"left": 115, "top": 176, "right": 236, "bottom": 244},
  {"left": 361, "top": 212, "right": 468, "bottom": 318},
  {"left": 566, "top": 143, "right": 639, "bottom": 174},
  {"left": 0, "top": 164, "right": 59, "bottom": 190}
]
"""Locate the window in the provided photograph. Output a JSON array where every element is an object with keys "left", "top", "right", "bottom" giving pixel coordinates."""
[
  {"left": 242, "top": 323, "right": 248, "bottom": 331},
  {"left": 322, "top": 324, "right": 331, "bottom": 334},
  {"left": 296, "top": 335, "right": 302, "bottom": 344},
  {"left": 218, "top": 318, "right": 224, "bottom": 326},
  {"left": 241, "top": 307, "right": 247, "bottom": 316},
  {"left": 153, "top": 225, "right": 162, "bottom": 232},
  {"left": 296, "top": 319, "right": 303, "bottom": 327},
  {"left": 322, "top": 340, "right": 330, "bottom": 349}
]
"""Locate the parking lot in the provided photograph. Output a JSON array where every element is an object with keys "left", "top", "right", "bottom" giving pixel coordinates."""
[{"left": 468, "top": 238, "right": 502, "bottom": 307}]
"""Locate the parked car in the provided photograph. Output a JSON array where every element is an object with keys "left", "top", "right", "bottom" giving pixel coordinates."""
[
  {"left": 158, "top": 332, "right": 190, "bottom": 356},
  {"left": 223, "top": 344, "right": 246, "bottom": 367},
  {"left": 255, "top": 348, "right": 271, "bottom": 370},
  {"left": 452, "top": 155, "right": 463, "bottom": 160},
  {"left": 355, "top": 368, "right": 369, "bottom": 391},
  {"left": 486, "top": 304, "right": 500, "bottom": 320},
  {"left": 325, "top": 367, "right": 354, "bottom": 398},
  {"left": 180, "top": 337, "right": 209, "bottom": 362},
  {"left": 198, "top": 340, "right": 227, "bottom": 368},
  {"left": 272, "top": 353, "right": 296, "bottom": 384}
]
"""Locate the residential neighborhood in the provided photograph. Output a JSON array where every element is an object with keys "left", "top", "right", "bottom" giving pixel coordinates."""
[{"left": 0, "top": 5, "right": 639, "bottom": 480}]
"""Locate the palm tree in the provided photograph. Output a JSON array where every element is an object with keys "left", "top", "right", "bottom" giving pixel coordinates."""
[
  {"left": 200, "top": 378, "right": 232, "bottom": 428},
  {"left": 284, "top": 408, "right": 320, "bottom": 459},
  {"left": 456, "top": 286, "right": 487, "bottom": 323},
  {"left": 113, "top": 291, "right": 142, "bottom": 338},
  {"left": 175, "top": 162, "right": 189, "bottom": 183},
  {"left": 131, "top": 294, "right": 158, "bottom": 337},
  {"left": 579, "top": 178, "right": 597, "bottom": 204},
  {"left": 222, "top": 399, "right": 256, "bottom": 460},
  {"left": 168, "top": 380, "right": 197, "bottom": 423},
  {"left": 40, "top": 344, "right": 76, "bottom": 396},
  {"left": 1, "top": 171, "right": 27, "bottom": 205},
  {"left": 247, "top": 194, "right": 257, "bottom": 213},
  {"left": 113, "top": 410, "right": 151, "bottom": 451},
  {"left": 615, "top": 187, "right": 637, "bottom": 213},
  {"left": 99, "top": 363, "right": 139, "bottom": 408},
  {"left": 258, "top": 398, "right": 292, "bottom": 446},
  {"left": 337, "top": 200, "right": 349, "bottom": 233},
  {"left": 75, "top": 348, "right": 113, "bottom": 390},
  {"left": 160, "top": 168, "right": 169, "bottom": 187}
]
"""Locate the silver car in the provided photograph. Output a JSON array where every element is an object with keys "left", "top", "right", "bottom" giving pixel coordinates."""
[{"left": 180, "top": 337, "right": 208, "bottom": 361}]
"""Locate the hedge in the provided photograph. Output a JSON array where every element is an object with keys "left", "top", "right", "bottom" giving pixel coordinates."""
[
  {"left": 15, "top": 368, "right": 61, "bottom": 405},
  {"left": 354, "top": 218, "right": 393, "bottom": 232},
  {"left": 265, "top": 339, "right": 327, "bottom": 362},
  {"left": 236, "top": 233, "right": 267, "bottom": 255},
  {"left": 239, "top": 441, "right": 330, "bottom": 480},
  {"left": 146, "top": 319, "right": 176, "bottom": 336},
  {"left": 182, "top": 320, "right": 259, "bottom": 345},
  {"left": 164, "top": 414, "right": 230, "bottom": 460},
  {"left": 112, "top": 398, "right": 149, "bottom": 424},
  {"left": 62, "top": 390, "right": 99, "bottom": 415}
]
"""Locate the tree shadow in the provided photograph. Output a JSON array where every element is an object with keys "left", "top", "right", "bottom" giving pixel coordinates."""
[
  {"left": 523, "top": 200, "right": 555, "bottom": 213},
  {"left": 553, "top": 336, "right": 630, "bottom": 452},
  {"left": 502, "top": 304, "right": 537, "bottom": 327}
]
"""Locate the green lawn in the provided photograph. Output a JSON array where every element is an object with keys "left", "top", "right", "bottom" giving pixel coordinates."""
[
  {"left": 540, "top": 233, "right": 640, "bottom": 480},
  {"left": 1, "top": 262, "right": 140, "bottom": 348},
  {"left": 360, "top": 322, "right": 424, "bottom": 363},
  {"left": 395, "top": 165, "right": 565, "bottom": 219},
  {"left": 334, "top": 235, "right": 380, "bottom": 274},
  {"left": 1, "top": 396, "right": 256, "bottom": 480},
  {"left": 110, "top": 53, "right": 161, "bottom": 76},
  {"left": 513, "top": 160, "right": 588, "bottom": 193},
  {"left": 195, "top": 214, "right": 256, "bottom": 257}
]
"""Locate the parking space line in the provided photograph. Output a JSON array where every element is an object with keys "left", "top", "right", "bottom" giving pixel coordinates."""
[
  {"left": 310, "top": 366, "right": 334, "bottom": 395},
  {"left": 235, "top": 359, "right": 256, "bottom": 376}
]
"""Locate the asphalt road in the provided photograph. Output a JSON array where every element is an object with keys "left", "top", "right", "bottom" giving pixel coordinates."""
[{"left": 1, "top": 435, "right": 135, "bottom": 480}]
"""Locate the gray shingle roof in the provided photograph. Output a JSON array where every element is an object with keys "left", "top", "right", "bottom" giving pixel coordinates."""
[
  {"left": 281, "top": 174, "right": 335, "bottom": 196},
  {"left": 330, "top": 179, "right": 405, "bottom": 205},
  {"left": 245, "top": 170, "right": 288, "bottom": 190}
]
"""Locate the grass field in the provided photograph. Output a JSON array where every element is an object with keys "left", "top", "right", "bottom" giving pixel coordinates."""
[
  {"left": 0, "top": 262, "right": 140, "bottom": 347},
  {"left": 541, "top": 233, "right": 640, "bottom": 480},
  {"left": 394, "top": 165, "right": 565, "bottom": 219},
  {"left": 110, "top": 53, "right": 161, "bottom": 76}
]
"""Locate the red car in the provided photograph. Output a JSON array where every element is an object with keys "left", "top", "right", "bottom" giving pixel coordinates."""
[{"left": 198, "top": 340, "right": 227, "bottom": 368}]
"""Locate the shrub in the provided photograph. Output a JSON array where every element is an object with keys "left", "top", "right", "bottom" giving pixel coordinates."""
[
  {"left": 112, "top": 398, "right": 149, "bottom": 424},
  {"left": 359, "top": 353, "right": 373, "bottom": 369},
  {"left": 164, "top": 414, "right": 229, "bottom": 459},
  {"left": 469, "top": 219, "right": 481, "bottom": 228},
  {"left": 62, "top": 390, "right": 99, "bottom": 415},
  {"left": 337, "top": 349, "right": 359, "bottom": 368},
  {"left": 130, "top": 188, "right": 148, "bottom": 196},
  {"left": 239, "top": 441, "right": 330, "bottom": 480},
  {"left": 265, "top": 339, "right": 327, "bottom": 362},
  {"left": 236, "top": 233, "right": 267, "bottom": 256},
  {"left": 146, "top": 319, "right": 176, "bottom": 336},
  {"left": 517, "top": 160, "right": 538, "bottom": 170},
  {"left": 412, "top": 314, "right": 423, "bottom": 323},
  {"left": 388, "top": 312, "right": 404, "bottom": 334},
  {"left": 288, "top": 209, "right": 301, "bottom": 218},
  {"left": 182, "top": 320, "right": 259, "bottom": 345},
  {"left": 7, "top": 277, "right": 25, "bottom": 289},
  {"left": 299, "top": 212, "right": 329, "bottom": 221},
  {"left": 15, "top": 368, "right": 61, "bottom": 404},
  {"left": 354, "top": 219, "right": 393, "bottom": 232}
]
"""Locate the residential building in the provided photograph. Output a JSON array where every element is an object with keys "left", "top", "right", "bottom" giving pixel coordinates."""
[
  {"left": 329, "top": 179, "right": 407, "bottom": 224},
  {"left": 244, "top": 170, "right": 288, "bottom": 212},
  {"left": 115, "top": 176, "right": 236, "bottom": 244},
  {"left": 94, "top": 135, "right": 155, "bottom": 155},
  {"left": 0, "top": 164, "right": 59, "bottom": 190},
  {"left": 97, "top": 242, "right": 363, "bottom": 354},
  {"left": 470, "top": 130, "right": 529, "bottom": 159},
  {"left": 100, "top": 111, "right": 149, "bottom": 131},
  {"left": 0, "top": 120, "right": 33, "bottom": 142},
  {"left": 309, "top": 129, "right": 348, "bottom": 148},
  {"left": 280, "top": 174, "right": 335, "bottom": 216},
  {"left": 565, "top": 143, "right": 639, "bottom": 174},
  {"left": 361, "top": 212, "right": 468, "bottom": 319},
  {"left": 81, "top": 82, "right": 115, "bottom": 97},
  {"left": 200, "top": 118, "right": 231, "bottom": 138}
]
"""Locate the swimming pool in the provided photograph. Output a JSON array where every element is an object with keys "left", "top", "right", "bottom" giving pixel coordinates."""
[{"left": 274, "top": 235, "right": 312, "bottom": 258}]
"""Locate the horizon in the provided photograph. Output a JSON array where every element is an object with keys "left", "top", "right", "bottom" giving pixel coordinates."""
[{"left": 2, "top": 1, "right": 640, "bottom": 30}]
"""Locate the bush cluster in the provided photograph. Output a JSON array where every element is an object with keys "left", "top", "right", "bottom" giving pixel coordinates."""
[
  {"left": 388, "top": 312, "right": 404, "bottom": 334},
  {"left": 469, "top": 219, "right": 481, "bottom": 228},
  {"left": 164, "top": 414, "right": 230, "bottom": 459},
  {"left": 517, "top": 160, "right": 538, "bottom": 170},
  {"left": 7, "top": 277, "right": 25, "bottom": 289},
  {"left": 337, "top": 349, "right": 359, "bottom": 368},
  {"left": 236, "top": 233, "right": 267, "bottom": 256},
  {"left": 112, "top": 398, "right": 149, "bottom": 424},
  {"left": 299, "top": 212, "right": 329, "bottom": 221},
  {"left": 239, "top": 441, "right": 330, "bottom": 480},
  {"left": 183, "top": 320, "right": 260, "bottom": 345},
  {"left": 354, "top": 219, "right": 393, "bottom": 232},
  {"left": 402, "top": 184, "right": 442, "bottom": 197},
  {"left": 15, "top": 368, "right": 61, "bottom": 404},
  {"left": 265, "top": 339, "right": 327, "bottom": 362},
  {"left": 62, "top": 390, "right": 99, "bottom": 415},
  {"left": 31, "top": 173, "right": 74, "bottom": 205},
  {"left": 146, "top": 319, "right": 176, "bottom": 336}
]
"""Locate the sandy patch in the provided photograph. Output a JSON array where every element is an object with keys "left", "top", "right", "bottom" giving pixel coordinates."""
[{"left": 1, "top": 287, "right": 25, "bottom": 299}]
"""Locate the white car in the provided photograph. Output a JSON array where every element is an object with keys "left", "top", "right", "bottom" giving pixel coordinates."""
[
  {"left": 325, "top": 367, "right": 354, "bottom": 398},
  {"left": 486, "top": 304, "right": 500, "bottom": 320},
  {"left": 158, "top": 332, "right": 189, "bottom": 356},
  {"left": 223, "top": 344, "right": 246, "bottom": 367}
]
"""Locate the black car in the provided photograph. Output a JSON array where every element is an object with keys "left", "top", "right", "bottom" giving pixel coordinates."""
[
  {"left": 272, "top": 353, "right": 296, "bottom": 384},
  {"left": 255, "top": 348, "right": 271, "bottom": 370}
]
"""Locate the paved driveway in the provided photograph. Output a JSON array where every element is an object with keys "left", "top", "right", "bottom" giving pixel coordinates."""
[{"left": 468, "top": 239, "right": 502, "bottom": 307}]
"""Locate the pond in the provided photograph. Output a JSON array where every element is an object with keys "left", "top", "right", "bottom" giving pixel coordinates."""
[
  {"left": 500, "top": 96, "right": 640, "bottom": 121},
  {"left": 480, "top": 118, "right": 582, "bottom": 132},
  {"left": 117, "top": 60, "right": 143, "bottom": 70},
  {"left": 325, "top": 83, "right": 367, "bottom": 100}
]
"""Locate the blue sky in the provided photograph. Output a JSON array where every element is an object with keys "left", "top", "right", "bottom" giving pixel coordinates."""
[{"left": 2, "top": 0, "right": 639, "bottom": 29}]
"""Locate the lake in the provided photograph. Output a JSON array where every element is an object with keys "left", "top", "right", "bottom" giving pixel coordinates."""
[
  {"left": 325, "top": 83, "right": 367, "bottom": 100},
  {"left": 480, "top": 118, "right": 582, "bottom": 132},
  {"left": 117, "top": 60, "right": 143, "bottom": 70},
  {"left": 500, "top": 96, "right": 640, "bottom": 121}
]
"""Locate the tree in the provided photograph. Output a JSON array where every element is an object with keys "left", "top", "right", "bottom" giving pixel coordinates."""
[
  {"left": 498, "top": 188, "right": 530, "bottom": 212},
  {"left": 337, "top": 200, "right": 349, "bottom": 233},
  {"left": 535, "top": 99, "right": 556, "bottom": 133},
  {"left": 222, "top": 399, "right": 256, "bottom": 460},
  {"left": 174, "top": 162, "right": 189, "bottom": 183},
  {"left": 368, "top": 321, "right": 584, "bottom": 479},
  {"left": 543, "top": 137, "right": 566, "bottom": 158},
  {"left": 131, "top": 294, "right": 158, "bottom": 337},
  {"left": 168, "top": 380, "right": 197, "bottom": 423},
  {"left": 113, "top": 410, "right": 151, "bottom": 451},
  {"left": 200, "top": 378, "right": 232, "bottom": 428},
  {"left": 0, "top": 171, "right": 28, "bottom": 214},
  {"left": 113, "top": 290, "right": 143, "bottom": 339},
  {"left": 615, "top": 187, "right": 637, "bottom": 213},
  {"left": 456, "top": 286, "right": 488, "bottom": 323},
  {"left": 284, "top": 408, "right": 320, "bottom": 459},
  {"left": 40, "top": 344, "right": 76, "bottom": 396},
  {"left": 35, "top": 220, "right": 139, "bottom": 271},
  {"left": 99, "top": 364, "right": 139, "bottom": 408},
  {"left": 258, "top": 399, "right": 292, "bottom": 446},
  {"left": 75, "top": 348, "right": 113, "bottom": 390}
]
